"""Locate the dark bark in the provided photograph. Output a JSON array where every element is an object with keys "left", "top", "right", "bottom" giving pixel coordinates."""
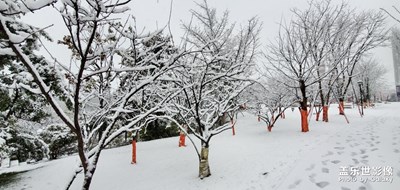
[{"left": 299, "top": 79, "right": 309, "bottom": 132}]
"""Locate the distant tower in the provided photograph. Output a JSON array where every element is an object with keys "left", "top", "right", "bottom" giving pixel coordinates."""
[{"left": 391, "top": 28, "right": 400, "bottom": 101}]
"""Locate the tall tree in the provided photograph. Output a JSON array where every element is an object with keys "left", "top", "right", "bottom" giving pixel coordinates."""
[
  {"left": 1, "top": 0, "right": 182, "bottom": 189},
  {"left": 331, "top": 10, "right": 387, "bottom": 115}
]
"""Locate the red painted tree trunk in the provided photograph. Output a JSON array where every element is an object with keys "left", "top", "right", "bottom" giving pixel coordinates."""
[
  {"left": 322, "top": 106, "right": 329, "bottom": 122},
  {"left": 300, "top": 109, "right": 309, "bottom": 132},
  {"left": 316, "top": 112, "right": 320, "bottom": 121},
  {"left": 267, "top": 125, "right": 272, "bottom": 132},
  {"left": 339, "top": 101, "right": 345, "bottom": 115}
]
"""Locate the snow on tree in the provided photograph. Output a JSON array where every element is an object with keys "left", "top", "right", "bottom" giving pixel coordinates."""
[
  {"left": 1, "top": 0, "right": 184, "bottom": 189},
  {"left": 39, "top": 123, "right": 77, "bottom": 159},
  {"left": 265, "top": 0, "right": 387, "bottom": 131},
  {"left": 353, "top": 58, "right": 388, "bottom": 106},
  {"left": 0, "top": 0, "right": 61, "bottom": 164},
  {"left": 159, "top": 0, "right": 261, "bottom": 179},
  {"left": 243, "top": 77, "right": 296, "bottom": 132},
  {"left": 329, "top": 9, "right": 387, "bottom": 115},
  {"left": 265, "top": 7, "right": 316, "bottom": 132}
]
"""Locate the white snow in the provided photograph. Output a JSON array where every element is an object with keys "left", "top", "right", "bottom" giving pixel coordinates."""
[{"left": 1, "top": 103, "right": 400, "bottom": 190}]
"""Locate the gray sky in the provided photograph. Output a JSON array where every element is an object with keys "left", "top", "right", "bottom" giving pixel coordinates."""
[{"left": 25, "top": 0, "right": 399, "bottom": 91}]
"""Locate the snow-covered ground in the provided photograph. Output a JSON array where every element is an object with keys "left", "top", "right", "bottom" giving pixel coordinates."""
[{"left": 1, "top": 103, "right": 400, "bottom": 190}]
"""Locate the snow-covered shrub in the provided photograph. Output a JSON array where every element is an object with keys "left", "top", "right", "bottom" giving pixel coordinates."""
[
  {"left": 39, "top": 124, "right": 76, "bottom": 159},
  {"left": 139, "top": 119, "right": 179, "bottom": 142}
]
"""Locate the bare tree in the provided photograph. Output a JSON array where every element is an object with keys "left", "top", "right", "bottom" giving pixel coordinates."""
[
  {"left": 354, "top": 58, "right": 388, "bottom": 106},
  {"left": 265, "top": 0, "right": 387, "bottom": 130},
  {"left": 265, "top": 4, "right": 319, "bottom": 132},
  {"left": 331, "top": 10, "right": 387, "bottom": 115},
  {"left": 160, "top": 0, "right": 260, "bottom": 179},
  {"left": 246, "top": 79, "right": 296, "bottom": 132}
]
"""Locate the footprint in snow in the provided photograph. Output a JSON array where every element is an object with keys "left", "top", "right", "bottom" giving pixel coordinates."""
[
  {"left": 360, "top": 149, "right": 366, "bottom": 154},
  {"left": 306, "top": 164, "right": 315, "bottom": 171},
  {"left": 309, "top": 173, "right": 316, "bottom": 183},
  {"left": 352, "top": 158, "right": 359, "bottom": 165},
  {"left": 331, "top": 160, "right": 341, "bottom": 164},
  {"left": 394, "top": 149, "right": 400, "bottom": 154},
  {"left": 321, "top": 168, "right": 329, "bottom": 173},
  {"left": 351, "top": 152, "right": 358, "bottom": 156},
  {"left": 341, "top": 187, "right": 351, "bottom": 190},
  {"left": 361, "top": 155, "right": 368, "bottom": 159},
  {"left": 288, "top": 179, "right": 302, "bottom": 189},
  {"left": 334, "top": 147, "right": 345, "bottom": 150},
  {"left": 358, "top": 186, "right": 367, "bottom": 190},
  {"left": 316, "top": 181, "right": 329, "bottom": 188},
  {"left": 323, "top": 151, "right": 334, "bottom": 157},
  {"left": 397, "top": 171, "right": 400, "bottom": 177},
  {"left": 371, "top": 148, "right": 378, "bottom": 152},
  {"left": 369, "top": 144, "right": 375, "bottom": 147}
]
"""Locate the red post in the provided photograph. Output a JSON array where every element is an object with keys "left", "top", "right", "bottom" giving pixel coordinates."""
[
  {"left": 178, "top": 132, "right": 186, "bottom": 147},
  {"left": 131, "top": 139, "right": 136, "bottom": 164}
]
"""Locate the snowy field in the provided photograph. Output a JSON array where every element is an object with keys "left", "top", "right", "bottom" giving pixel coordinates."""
[{"left": 1, "top": 103, "right": 400, "bottom": 190}]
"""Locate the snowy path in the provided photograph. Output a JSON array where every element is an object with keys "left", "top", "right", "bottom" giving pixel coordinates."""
[
  {"left": 274, "top": 104, "right": 400, "bottom": 190},
  {"left": 1, "top": 103, "right": 399, "bottom": 190}
]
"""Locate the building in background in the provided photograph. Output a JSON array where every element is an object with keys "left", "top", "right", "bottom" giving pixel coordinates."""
[{"left": 391, "top": 28, "right": 400, "bottom": 101}]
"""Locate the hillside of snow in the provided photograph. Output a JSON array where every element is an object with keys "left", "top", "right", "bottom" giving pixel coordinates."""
[{"left": 1, "top": 103, "right": 400, "bottom": 190}]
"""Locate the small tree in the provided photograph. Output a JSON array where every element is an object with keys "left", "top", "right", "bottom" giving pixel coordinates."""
[
  {"left": 244, "top": 79, "right": 295, "bottom": 132},
  {"left": 162, "top": 1, "right": 260, "bottom": 179},
  {"left": 354, "top": 58, "right": 387, "bottom": 106}
]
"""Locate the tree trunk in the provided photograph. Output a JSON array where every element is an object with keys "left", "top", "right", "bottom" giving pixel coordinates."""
[
  {"left": 231, "top": 119, "right": 235, "bottom": 136},
  {"left": 316, "top": 111, "right": 320, "bottom": 121},
  {"left": 271, "top": 113, "right": 275, "bottom": 123},
  {"left": 300, "top": 109, "right": 309, "bottom": 132},
  {"left": 322, "top": 106, "right": 329, "bottom": 122},
  {"left": 267, "top": 125, "right": 272, "bottom": 132},
  {"left": 299, "top": 80, "right": 309, "bottom": 132},
  {"left": 338, "top": 98, "right": 344, "bottom": 115},
  {"left": 82, "top": 173, "right": 94, "bottom": 190},
  {"left": 199, "top": 147, "right": 211, "bottom": 179}
]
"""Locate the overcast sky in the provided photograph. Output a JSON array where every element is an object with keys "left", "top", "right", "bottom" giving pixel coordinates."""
[{"left": 25, "top": 0, "right": 399, "bottom": 91}]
